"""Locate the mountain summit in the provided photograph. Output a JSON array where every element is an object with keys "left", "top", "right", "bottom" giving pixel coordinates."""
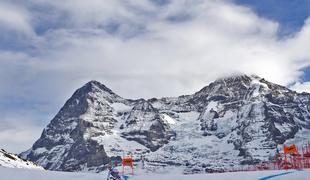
[{"left": 21, "top": 75, "right": 310, "bottom": 173}]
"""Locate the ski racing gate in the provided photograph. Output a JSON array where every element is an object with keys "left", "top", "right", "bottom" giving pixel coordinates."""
[{"left": 122, "top": 155, "right": 134, "bottom": 176}]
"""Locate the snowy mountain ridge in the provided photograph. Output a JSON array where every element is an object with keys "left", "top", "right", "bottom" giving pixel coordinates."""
[
  {"left": 0, "top": 148, "right": 43, "bottom": 170},
  {"left": 21, "top": 74, "right": 310, "bottom": 173}
]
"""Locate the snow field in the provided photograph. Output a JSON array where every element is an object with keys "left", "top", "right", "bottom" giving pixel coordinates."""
[{"left": 1, "top": 166, "right": 310, "bottom": 180}]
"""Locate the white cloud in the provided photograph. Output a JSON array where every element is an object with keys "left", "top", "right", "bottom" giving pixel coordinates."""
[
  {"left": 29, "top": 0, "right": 309, "bottom": 97},
  {"left": 290, "top": 82, "right": 310, "bottom": 93},
  {"left": 0, "top": 128, "right": 42, "bottom": 154},
  {"left": 0, "top": 0, "right": 310, "bottom": 152},
  {"left": 0, "top": 2, "right": 34, "bottom": 36},
  {"left": 0, "top": 110, "right": 44, "bottom": 153}
]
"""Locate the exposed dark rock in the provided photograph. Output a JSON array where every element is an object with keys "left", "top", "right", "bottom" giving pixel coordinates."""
[{"left": 21, "top": 75, "right": 310, "bottom": 173}]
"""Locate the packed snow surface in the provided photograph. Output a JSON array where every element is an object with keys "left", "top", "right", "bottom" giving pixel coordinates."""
[
  {"left": 0, "top": 166, "right": 310, "bottom": 180},
  {"left": 161, "top": 114, "right": 176, "bottom": 124}
]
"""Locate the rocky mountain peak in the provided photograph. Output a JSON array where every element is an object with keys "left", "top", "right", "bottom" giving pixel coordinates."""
[
  {"left": 21, "top": 75, "right": 310, "bottom": 173},
  {"left": 73, "top": 80, "right": 117, "bottom": 100},
  {"left": 190, "top": 74, "right": 260, "bottom": 110},
  {"left": 83, "top": 80, "right": 115, "bottom": 94},
  {"left": 73, "top": 80, "right": 125, "bottom": 105},
  {"left": 197, "top": 74, "right": 259, "bottom": 93},
  {"left": 216, "top": 74, "right": 253, "bottom": 84}
]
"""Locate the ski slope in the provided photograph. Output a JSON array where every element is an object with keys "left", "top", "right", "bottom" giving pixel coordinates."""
[
  {"left": 1, "top": 166, "right": 310, "bottom": 180},
  {"left": 0, "top": 149, "right": 43, "bottom": 169}
]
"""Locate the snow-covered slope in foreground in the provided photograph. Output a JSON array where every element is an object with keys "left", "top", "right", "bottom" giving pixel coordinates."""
[
  {"left": 0, "top": 149, "right": 43, "bottom": 169},
  {"left": 0, "top": 166, "right": 310, "bottom": 180}
]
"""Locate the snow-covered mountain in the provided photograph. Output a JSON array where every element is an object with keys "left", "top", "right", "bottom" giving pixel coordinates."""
[
  {"left": 21, "top": 75, "right": 310, "bottom": 173},
  {"left": 0, "top": 148, "right": 43, "bottom": 169}
]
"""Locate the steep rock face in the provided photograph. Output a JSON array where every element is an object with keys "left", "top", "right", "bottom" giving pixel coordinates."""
[
  {"left": 146, "top": 75, "right": 310, "bottom": 170},
  {"left": 191, "top": 75, "right": 254, "bottom": 111},
  {"left": 122, "top": 99, "right": 175, "bottom": 151},
  {"left": 192, "top": 75, "right": 309, "bottom": 164},
  {"left": 21, "top": 81, "right": 174, "bottom": 172},
  {"left": 21, "top": 75, "right": 310, "bottom": 173},
  {"left": 21, "top": 81, "right": 127, "bottom": 171}
]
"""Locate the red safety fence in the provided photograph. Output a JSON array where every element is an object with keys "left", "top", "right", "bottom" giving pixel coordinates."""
[{"left": 207, "top": 142, "right": 310, "bottom": 173}]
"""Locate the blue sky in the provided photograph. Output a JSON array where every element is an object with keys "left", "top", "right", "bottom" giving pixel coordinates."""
[
  {"left": 0, "top": 0, "right": 310, "bottom": 153},
  {"left": 234, "top": 0, "right": 310, "bottom": 82},
  {"left": 235, "top": 0, "right": 310, "bottom": 38}
]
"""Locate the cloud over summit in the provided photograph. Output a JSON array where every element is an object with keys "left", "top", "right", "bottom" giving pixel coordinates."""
[{"left": 0, "top": 0, "right": 309, "bottom": 152}]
